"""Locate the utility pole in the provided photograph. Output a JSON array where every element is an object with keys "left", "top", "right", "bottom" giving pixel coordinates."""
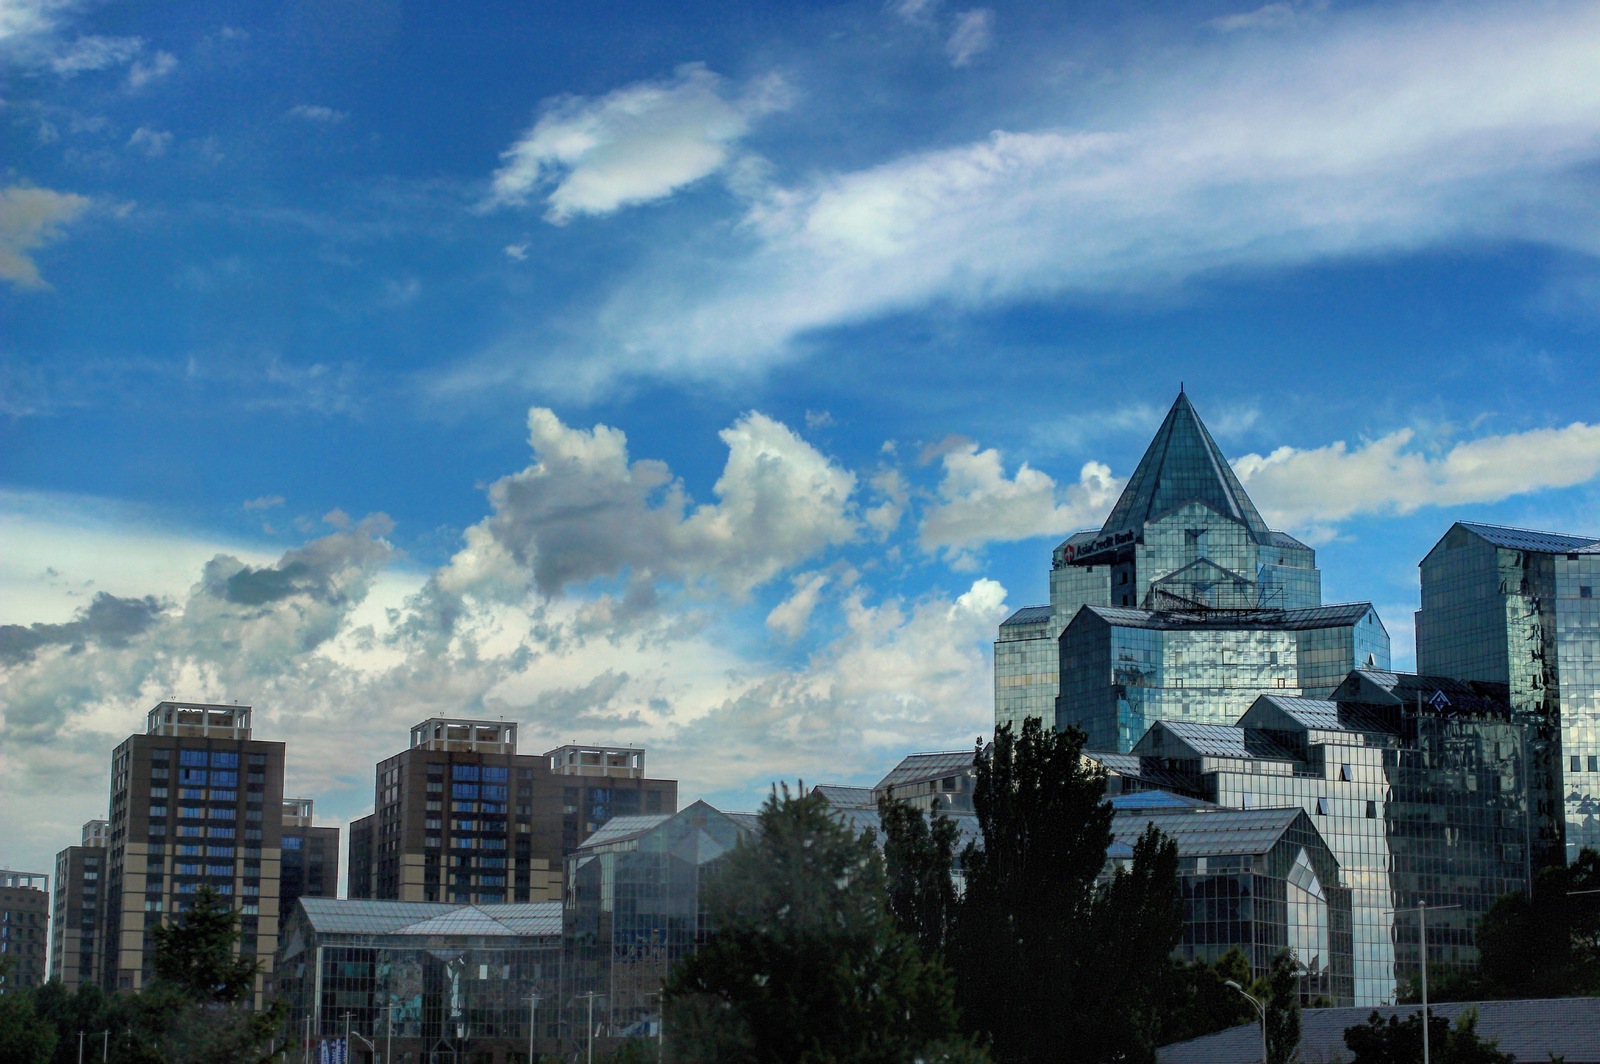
[{"left": 1388, "top": 900, "right": 1460, "bottom": 1064}]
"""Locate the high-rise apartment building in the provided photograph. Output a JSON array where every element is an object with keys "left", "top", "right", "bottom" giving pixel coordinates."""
[
  {"left": 50, "top": 819, "right": 108, "bottom": 988},
  {"left": 994, "top": 390, "right": 1388, "bottom": 747},
  {"left": 0, "top": 870, "right": 50, "bottom": 993},
  {"left": 277, "top": 799, "right": 338, "bottom": 926},
  {"left": 347, "top": 720, "right": 678, "bottom": 905},
  {"left": 101, "top": 702, "right": 284, "bottom": 1006},
  {"left": 1416, "top": 521, "right": 1600, "bottom": 863}
]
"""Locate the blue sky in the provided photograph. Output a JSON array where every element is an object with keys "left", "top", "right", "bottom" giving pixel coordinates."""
[{"left": 3, "top": 0, "right": 1600, "bottom": 879}]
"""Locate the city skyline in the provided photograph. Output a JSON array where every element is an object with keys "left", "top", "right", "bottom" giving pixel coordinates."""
[{"left": 6, "top": 0, "right": 1600, "bottom": 886}]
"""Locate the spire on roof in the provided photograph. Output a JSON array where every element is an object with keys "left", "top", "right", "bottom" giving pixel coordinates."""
[{"left": 1099, "top": 391, "right": 1273, "bottom": 544}]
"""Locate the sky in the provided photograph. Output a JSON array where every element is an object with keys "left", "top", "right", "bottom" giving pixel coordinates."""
[{"left": 3, "top": 0, "right": 1600, "bottom": 883}]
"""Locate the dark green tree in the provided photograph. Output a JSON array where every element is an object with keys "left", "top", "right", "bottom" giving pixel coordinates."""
[
  {"left": 878, "top": 789, "right": 959, "bottom": 959},
  {"left": 30, "top": 981, "right": 127, "bottom": 1064},
  {"left": 1154, "top": 948, "right": 1258, "bottom": 1047},
  {"left": 954, "top": 718, "right": 1181, "bottom": 1064},
  {"left": 0, "top": 986, "right": 58, "bottom": 1064},
  {"left": 1344, "top": 1008, "right": 1514, "bottom": 1064},
  {"left": 664, "top": 784, "right": 986, "bottom": 1064},
  {"left": 1264, "top": 949, "right": 1302, "bottom": 1064},
  {"left": 1463, "top": 847, "right": 1600, "bottom": 1000}
]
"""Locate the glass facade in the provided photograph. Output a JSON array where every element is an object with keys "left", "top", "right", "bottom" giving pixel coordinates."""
[
  {"left": 1096, "top": 672, "right": 1533, "bottom": 1005},
  {"left": 1417, "top": 522, "right": 1600, "bottom": 864},
  {"left": 996, "top": 391, "right": 1338, "bottom": 736},
  {"left": 277, "top": 899, "right": 563, "bottom": 1063},
  {"left": 1057, "top": 604, "right": 1390, "bottom": 752},
  {"left": 564, "top": 802, "right": 753, "bottom": 1042},
  {"left": 1109, "top": 798, "right": 1355, "bottom": 1004}
]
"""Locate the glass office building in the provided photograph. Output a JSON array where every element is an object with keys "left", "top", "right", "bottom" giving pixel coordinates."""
[
  {"left": 1416, "top": 521, "right": 1600, "bottom": 864},
  {"left": 1093, "top": 670, "right": 1533, "bottom": 1005},
  {"left": 995, "top": 390, "right": 1379, "bottom": 737},
  {"left": 277, "top": 897, "right": 563, "bottom": 1064}
]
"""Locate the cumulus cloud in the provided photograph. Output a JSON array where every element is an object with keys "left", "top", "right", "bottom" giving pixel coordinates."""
[
  {"left": 919, "top": 443, "right": 1120, "bottom": 554},
  {"left": 0, "top": 184, "right": 91, "bottom": 289},
  {"left": 428, "top": 408, "right": 858, "bottom": 608},
  {"left": 945, "top": 9, "right": 993, "bottom": 66},
  {"left": 766, "top": 571, "right": 830, "bottom": 640},
  {"left": 0, "top": 593, "right": 165, "bottom": 666},
  {"left": 557, "top": 0, "right": 1600, "bottom": 386},
  {"left": 487, "top": 63, "right": 790, "bottom": 221},
  {"left": 1234, "top": 422, "right": 1600, "bottom": 531}
]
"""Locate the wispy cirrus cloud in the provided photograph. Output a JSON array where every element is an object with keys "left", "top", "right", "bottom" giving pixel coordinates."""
[
  {"left": 487, "top": 63, "right": 792, "bottom": 222},
  {"left": 503, "top": 0, "right": 1600, "bottom": 392}
]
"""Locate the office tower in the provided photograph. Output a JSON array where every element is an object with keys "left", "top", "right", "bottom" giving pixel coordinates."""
[
  {"left": 101, "top": 701, "right": 284, "bottom": 1006},
  {"left": 277, "top": 799, "right": 339, "bottom": 926},
  {"left": 0, "top": 870, "right": 50, "bottom": 993},
  {"left": 347, "top": 719, "right": 678, "bottom": 905},
  {"left": 1090, "top": 669, "right": 1533, "bottom": 1005},
  {"left": 49, "top": 819, "right": 108, "bottom": 988},
  {"left": 1416, "top": 521, "right": 1600, "bottom": 863},
  {"left": 996, "top": 390, "right": 1386, "bottom": 741}
]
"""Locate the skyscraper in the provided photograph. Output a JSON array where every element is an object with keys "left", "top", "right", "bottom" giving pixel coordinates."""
[
  {"left": 0, "top": 870, "right": 49, "bottom": 994},
  {"left": 995, "top": 390, "right": 1389, "bottom": 748},
  {"left": 101, "top": 701, "right": 285, "bottom": 1006},
  {"left": 277, "top": 798, "right": 338, "bottom": 926},
  {"left": 1416, "top": 521, "right": 1600, "bottom": 863},
  {"left": 50, "top": 819, "right": 108, "bottom": 989}
]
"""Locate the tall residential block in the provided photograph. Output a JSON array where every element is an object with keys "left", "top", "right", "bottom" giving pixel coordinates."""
[
  {"left": 0, "top": 870, "right": 50, "bottom": 993},
  {"left": 277, "top": 798, "right": 338, "bottom": 926},
  {"left": 50, "top": 819, "right": 108, "bottom": 988},
  {"left": 347, "top": 720, "right": 678, "bottom": 905},
  {"left": 101, "top": 702, "right": 284, "bottom": 1006},
  {"left": 1416, "top": 521, "right": 1600, "bottom": 863}
]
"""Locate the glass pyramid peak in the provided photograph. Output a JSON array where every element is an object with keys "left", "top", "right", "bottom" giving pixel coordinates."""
[{"left": 1099, "top": 391, "right": 1273, "bottom": 545}]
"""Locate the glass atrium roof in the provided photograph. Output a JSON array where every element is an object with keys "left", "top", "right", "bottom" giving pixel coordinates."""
[
  {"left": 296, "top": 898, "right": 562, "bottom": 938},
  {"left": 1457, "top": 522, "right": 1599, "bottom": 553},
  {"left": 875, "top": 750, "right": 975, "bottom": 792},
  {"left": 1150, "top": 720, "right": 1303, "bottom": 761},
  {"left": 1085, "top": 601, "right": 1378, "bottom": 631},
  {"left": 1110, "top": 807, "right": 1307, "bottom": 859}
]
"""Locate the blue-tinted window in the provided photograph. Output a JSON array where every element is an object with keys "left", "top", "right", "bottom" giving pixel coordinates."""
[
  {"left": 283, "top": 836, "right": 303, "bottom": 850},
  {"left": 210, "top": 752, "right": 239, "bottom": 768},
  {"left": 452, "top": 783, "right": 480, "bottom": 799},
  {"left": 452, "top": 764, "right": 481, "bottom": 781},
  {"left": 482, "top": 766, "right": 508, "bottom": 782},
  {"left": 179, "top": 769, "right": 208, "bottom": 785},
  {"left": 483, "top": 785, "right": 508, "bottom": 800},
  {"left": 180, "top": 750, "right": 208, "bottom": 767},
  {"left": 210, "top": 771, "right": 238, "bottom": 787}
]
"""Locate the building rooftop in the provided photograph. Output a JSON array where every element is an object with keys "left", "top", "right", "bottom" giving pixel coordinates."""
[
  {"left": 1246, "top": 693, "right": 1399, "bottom": 736},
  {"left": 0, "top": 870, "right": 49, "bottom": 891},
  {"left": 1158, "top": 997, "right": 1600, "bottom": 1064},
  {"left": 409, "top": 718, "right": 517, "bottom": 754},
  {"left": 811, "top": 785, "right": 876, "bottom": 809},
  {"left": 1143, "top": 720, "right": 1303, "bottom": 762},
  {"left": 1455, "top": 521, "right": 1600, "bottom": 554},
  {"left": 1083, "top": 600, "right": 1380, "bottom": 632},
  {"left": 1110, "top": 806, "right": 1307, "bottom": 861},
  {"left": 295, "top": 898, "right": 562, "bottom": 938},
  {"left": 875, "top": 750, "right": 975, "bottom": 794},
  {"left": 145, "top": 701, "right": 252, "bottom": 739},
  {"left": 998, "top": 604, "right": 1053, "bottom": 628},
  {"left": 1096, "top": 391, "right": 1274, "bottom": 549}
]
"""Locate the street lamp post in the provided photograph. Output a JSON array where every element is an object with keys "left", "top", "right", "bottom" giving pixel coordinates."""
[
  {"left": 575, "top": 992, "right": 603, "bottom": 1064},
  {"left": 526, "top": 992, "right": 540, "bottom": 1064},
  {"left": 1387, "top": 900, "right": 1461, "bottom": 1064},
  {"left": 1224, "top": 980, "right": 1268, "bottom": 1064}
]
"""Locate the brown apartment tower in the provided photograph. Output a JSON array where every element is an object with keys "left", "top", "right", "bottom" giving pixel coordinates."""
[
  {"left": 347, "top": 719, "right": 677, "bottom": 903},
  {"left": 50, "top": 819, "right": 109, "bottom": 989},
  {"left": 101, "top": 702, "right": 285, "bottom": 1008},
  {"left": 0, "top": 870, "right": 50, "bottom": 993}
]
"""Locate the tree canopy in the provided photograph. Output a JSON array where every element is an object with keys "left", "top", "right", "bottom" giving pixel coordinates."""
[
  {"left": 665, "top": 784, "right": 985, "bottom": 1064},
  {"left": 878, "top": 789, "right": 960, "bottom": 960},
  {"left": 1344, "top": 1008, "right": 1514, "bottom": 1064}
]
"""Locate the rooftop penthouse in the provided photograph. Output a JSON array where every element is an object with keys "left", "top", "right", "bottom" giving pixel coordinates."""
[
  {"left": 547, "top": 743, "right": 646, "bottom": 778},
  {"left": 409, "top": 718, "right": 518, "bottom": 754},
  {"left": 282, "top": 797, "right": 315, "bottom": 827},
  {"left": 145, "top": 700, "right": 252, "bottom": 739}
]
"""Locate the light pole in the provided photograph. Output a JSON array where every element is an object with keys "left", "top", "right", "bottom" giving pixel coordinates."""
[
  {"left": 1387, "top": 900, "right": 1460, "bottom": 1064},
  {"left": 1224, "top": 980, "right": 1268, "bottom": 1064},
  {"left": 575, "top": 992, "right": 603, "bottom": 1064},
  {"left": 526, "top": 992, "right": 541, "bottom": 1064}
]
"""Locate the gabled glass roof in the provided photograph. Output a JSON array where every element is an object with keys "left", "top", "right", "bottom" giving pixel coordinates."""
[
  {"left": 296, "top": 898, "right": 562, "bottom": 938},
  {"left": 875, "top": 750, "right": 975, "bottom": 792},
  {"left": 1151, "top": 720, "right": 1303, "bottom": 761},
  {"left": 1110, "top": 807, "right": 1307, "bottom": 858},
  {"left": 1457, "top": 522, "right": 1599, "bottom": 553},
  {"left": 1098, "top": 391, "right": 1273, "bottom": 546}
]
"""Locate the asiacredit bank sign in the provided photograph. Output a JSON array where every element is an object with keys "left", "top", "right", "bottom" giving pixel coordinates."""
[{"left": 1063, "top": 528, "right": 1136, "bottom": 564}]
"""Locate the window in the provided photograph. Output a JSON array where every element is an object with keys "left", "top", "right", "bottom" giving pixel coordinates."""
[
  {"left": 1316, "top": 797, "right": 1330, "bottom": 815},
  {"left": 1574, "top": 756, "right": 1583, "bottom": 773},
  {"left": 452, "top": 764, "right": 481, "bottom": 782},
  {"left": 210, "top": 752, "right": 239, "bottom": 768},
  {"left": 1582, "top": 586, "right": 1593, "bottom": 599},
  {"left": 1591, "top": 756, "right": 1600, "bottom": 773},
  {"left": 283, "top": 836, "right": 303, "bottom": 850},
  {"left": 180, "top": 750, "right": 208, "bottom": 767},
  {"left": 210, "top": 771, "right": 237, "bottom": 787}
]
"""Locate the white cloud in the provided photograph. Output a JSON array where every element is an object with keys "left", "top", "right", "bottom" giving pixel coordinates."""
[
  {"left": 945, "top": 8, "right": 993, "bottom": 66},
  {"left": 557, "top": 0, "right": 1600, "bottom": 387},
  {"left": 127, "top": 126, "right": 171, "bottom": 157},
  {"left": 429, "top": 408, "right": 858, "bottom": 605},
  {"left": 0, "top": 184, "right": 91, "bottom": 289},
  {"left": 766, "top": 571, "right": 830, "bottom": 640},
  {"left": 890, "top": 0, "right": 942, "bottom": 29},
  {"left": 243, "top": 495, "right": 285, "bottom": 512},
  {"left": 287, "top": 104, "right": 347, "bottom": 123},
  {"left": 919, "top": 443, "right": 1120, "bottom": 554},
  {"left": 126, "top": 48, "right": 175, "bottom": 88},
  {"left": 1209, "top": 0, "right": 1328, "bottom": 33},
  {"left": 1234, "top": 422, "right": 1600, "bottom": 532},
  {"left": 503, "top": 243, "right": 529, "bottom": 261},
  {"left": 488, "top": 63, "right": 790, "bottom": 221},
  {"left": 49, "top": 34, "right": 142, "bottom": 74}
]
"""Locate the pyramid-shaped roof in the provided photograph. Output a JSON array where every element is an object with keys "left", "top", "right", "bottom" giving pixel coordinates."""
[{"left": 1099, "top": 391, "right": 1273, "bottom": 545}]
